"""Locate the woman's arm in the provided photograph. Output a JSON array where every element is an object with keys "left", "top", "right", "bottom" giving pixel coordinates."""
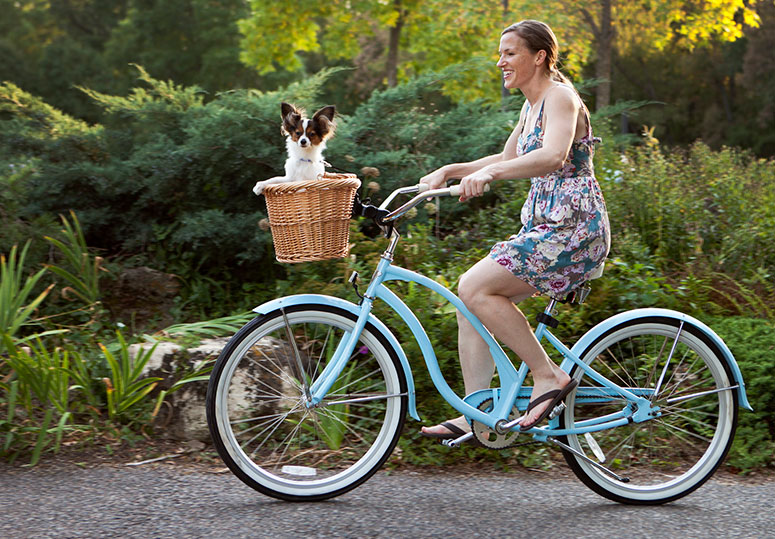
[
  {"left": 419, "top": 153, "right": 503, "bottom": 189},
  {"left": 458, "top": 86, "right": 579, "bottom": 200},
  {"left": 420, "top": 100, "right": 529, "bottom": 189}
]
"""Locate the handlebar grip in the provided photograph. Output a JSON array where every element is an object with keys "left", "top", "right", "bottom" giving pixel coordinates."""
[
  {"left": 415, "top": 182, "right": 491, "bottom": 197},
  {"left": 448, "top": 183, "right": 491, "bottom": 197}
]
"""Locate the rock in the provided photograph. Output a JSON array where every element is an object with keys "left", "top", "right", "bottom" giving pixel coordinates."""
[
  {"left": 132, "top": 336, "right": 297, "bottom": 443},
  {"left": 132, "top": 338, "right": 228, "bottom": 442}
]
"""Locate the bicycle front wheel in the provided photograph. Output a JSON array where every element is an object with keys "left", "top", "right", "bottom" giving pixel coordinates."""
[
  {"left": 560, "top": 317, "right": 738, "bottom": 504},
  {"left": 206, "top": 304, "right": 408, "bottom": 501}
]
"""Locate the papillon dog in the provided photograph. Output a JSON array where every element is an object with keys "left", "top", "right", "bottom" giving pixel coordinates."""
[{"left": 252, "top": 102, "right": 337, "bottom": 195}]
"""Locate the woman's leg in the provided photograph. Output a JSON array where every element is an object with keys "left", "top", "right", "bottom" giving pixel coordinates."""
[
  {"left": 422, "top": 257, "right": 570, "bottom": 436},
  {"left": 420, "top": 310, "right": 495, "bottom": 435}
]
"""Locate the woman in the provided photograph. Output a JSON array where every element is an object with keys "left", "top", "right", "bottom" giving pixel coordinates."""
[{"left": 420, "top": 20, "right": 610, "bottom": 437}]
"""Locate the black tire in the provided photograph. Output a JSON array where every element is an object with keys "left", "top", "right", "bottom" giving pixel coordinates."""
[
  {"left": 559, "top": 317, "right": 738, "bottom": 504},
  {"left": 206, "top": 304, "right": 408, "bottom": 501}
]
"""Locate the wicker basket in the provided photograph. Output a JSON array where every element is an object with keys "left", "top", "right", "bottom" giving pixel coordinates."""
[{"left": 263, "top": 173, "right": 361, "bottom": 263}]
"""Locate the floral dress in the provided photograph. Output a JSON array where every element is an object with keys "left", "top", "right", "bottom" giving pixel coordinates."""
[{"left": 489, "top": 98, "right": 610, "bottom": 299}]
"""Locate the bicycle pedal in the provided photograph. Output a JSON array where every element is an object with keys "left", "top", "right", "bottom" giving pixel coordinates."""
[
  {"left": 548, "top": 402, "right": 566, "bottom": 419},
  {"left": 442, "top": 432, "right": 473, "bottom": 448}
]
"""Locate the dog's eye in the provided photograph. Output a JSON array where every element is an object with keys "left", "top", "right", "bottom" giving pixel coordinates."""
[{"left": 296, "top": 130, "right": 303, "bottom": 136}]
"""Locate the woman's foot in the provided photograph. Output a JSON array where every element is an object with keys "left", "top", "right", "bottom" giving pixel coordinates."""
[
  {"left": 519, "top": 370, "right": 574, "bottom": 431},
  {"left": 420, "top": 416, "right": 470, "bottom": 439}
]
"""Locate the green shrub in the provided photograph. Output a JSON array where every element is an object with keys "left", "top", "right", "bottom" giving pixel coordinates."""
[
  {"left": 603, "top": 141, "right": 775, "bottom": 315},
  {"left": 711, "top": 317, "right": 775, "bottom": 472}
]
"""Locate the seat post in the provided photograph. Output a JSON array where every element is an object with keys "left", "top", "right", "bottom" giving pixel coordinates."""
[{"left": 535, "top": 298, "right": 561, "bottom": 330}]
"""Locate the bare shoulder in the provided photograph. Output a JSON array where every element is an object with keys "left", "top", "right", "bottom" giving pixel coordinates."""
[
  {"left": 545, "top": 84, "right": 578, "bottom": 108},
  {"left": 543, "top": 84, "right": 580, "bottom": 124}
]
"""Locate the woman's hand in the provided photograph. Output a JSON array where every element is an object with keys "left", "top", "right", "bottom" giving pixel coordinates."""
[
  {"left": 419, "top": 167, "right": 448, "bottom": 190},
  {"left": 459, "top": 168, "right": 493, "bottom": 201}
]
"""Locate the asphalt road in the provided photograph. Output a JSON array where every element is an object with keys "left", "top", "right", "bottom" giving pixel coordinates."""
[{"left": 2, "top": 464, "right": 772, "bottom": 538}]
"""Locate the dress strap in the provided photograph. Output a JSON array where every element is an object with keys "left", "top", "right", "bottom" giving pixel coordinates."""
[
  {"left": 578, "top": 98, "right": 601, "bottom": 143},
  {"left": 536, "top": 100, "right": 546, "bottom": 128},
  {"left": 582, "top": 104, "right": 593, "bottom": 138}
]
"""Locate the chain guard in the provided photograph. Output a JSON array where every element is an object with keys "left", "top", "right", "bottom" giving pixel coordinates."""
[{"left": 470, "top": 398, "right": 521, "bottom": 449}]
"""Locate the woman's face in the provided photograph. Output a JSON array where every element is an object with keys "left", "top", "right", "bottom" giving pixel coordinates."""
[{"left": 497, "top": 32, "right": 544, "bottom": 89}]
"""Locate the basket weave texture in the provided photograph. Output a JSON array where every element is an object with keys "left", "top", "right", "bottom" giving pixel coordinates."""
[{"left": 263, "top": 173, "right": 361, "bottom": 263}]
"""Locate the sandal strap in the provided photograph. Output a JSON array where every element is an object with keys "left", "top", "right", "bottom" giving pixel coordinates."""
[
  {"left": 524, "top": 389, "right": 561, "bottom": 414},
  {"left": 439, "top": 421, "right": 466, "bottom": 436}
]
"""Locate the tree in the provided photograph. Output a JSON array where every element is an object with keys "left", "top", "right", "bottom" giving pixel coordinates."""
[
  {"left": 104, "top": 0, "right": 258, "bottom": 94},
  {"left": 238, "top": 0, "right": 760, "bottom": 108},
  {"left": 238, "top": 0, "right": 416, "bottom": 86},
  {"left": 239, "top": 0, "right": 526, "bottom": 102},
  {"left": 541, "top": 0, "right": 761, "bottom": 109}
]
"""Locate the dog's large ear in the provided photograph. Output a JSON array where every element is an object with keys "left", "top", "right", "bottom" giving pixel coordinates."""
[
  {"left": 281, "top": 102, "right": 302, "bottom": 135},
  {"left": 281, "top": 102, "right": 297, "bottom": 119},
  {"left": 313, "top": 105, "right": 336, "bottom": 123},
  {"left": 312, "top": 105, "right": 336, "bottom": 138}
]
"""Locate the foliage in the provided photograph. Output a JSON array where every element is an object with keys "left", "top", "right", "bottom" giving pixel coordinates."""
[
  {"left": 0, "top": 0, "right": 258, "bottom": 122},
  {"left": 711, "top": 317, "right": 775, "bottom": 472},
  {"left": 544, "top": 0, "right": 760, "bottom": 61},
  {"left": 1, "top": 337, "right": 76, "bottom": 465},
  {"left": 238, "top": 0, "right": 510, "bottom": 99},
  {"left": 238, "top": 0, "right": 759, "bottom": 106},
  {"left": 0, "top": 243, "right": 54, "bottom": 352},
  {"left": 603, "top": 140, "right": 775, "bottom": 315},
  {"left": 0, "top": 221, "right": 233, "bottom": 465},
  {"left": 44, "top": 211, "right": 107, "bottom": 306},
  {"left": 150, "top": 312, "right": 255, "bottom": 345},
  {"left": 100, "top": 332, "right": 162, "bottom": 424},
  {"left": 1, "top": 0, "right": 773, "bottom": 158}
]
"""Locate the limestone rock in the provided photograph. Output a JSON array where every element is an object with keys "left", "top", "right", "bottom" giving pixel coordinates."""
[{"left": 132, "top": 336, "right": 295, "bottom": 443}]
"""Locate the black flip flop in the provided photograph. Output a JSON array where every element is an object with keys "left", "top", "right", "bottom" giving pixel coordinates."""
[
  {"left": 420, "top": 420, "right": 467, "bottom": 440},
  {"left": 519, "top": 379, "right": 579, "bottom": 432}
]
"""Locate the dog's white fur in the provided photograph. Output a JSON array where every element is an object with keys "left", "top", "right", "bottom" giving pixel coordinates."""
[{"left": 252, "top": 103, "right": 336, "bottom": 196}]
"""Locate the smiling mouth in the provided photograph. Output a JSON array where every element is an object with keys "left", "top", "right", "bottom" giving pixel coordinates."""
[{"left": 503, "top": 71, "right": 514, "bottom": 79}]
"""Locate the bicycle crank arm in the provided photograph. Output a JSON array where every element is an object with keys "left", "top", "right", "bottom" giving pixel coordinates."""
[
  {"left": 499, "top": 403, "right": 566, "bottom": 432},
  {"left": 548, "top": 437, "right": 630, "bottom": 483},
  {"left": 442, "top": 432, "right": 474, "bottom": 448}
]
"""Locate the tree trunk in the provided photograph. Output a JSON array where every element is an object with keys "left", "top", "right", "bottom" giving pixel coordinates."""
[
  {"left": 386, "top": 0, "right": 405, "bottom": 87},
  {"left": 595, "top": 0, "right": 614, "bottom": 110}
]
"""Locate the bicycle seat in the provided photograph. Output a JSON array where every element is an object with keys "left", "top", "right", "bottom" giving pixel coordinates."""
[{"left": 560, "top": 263, "right": 604, "bottom": 304}]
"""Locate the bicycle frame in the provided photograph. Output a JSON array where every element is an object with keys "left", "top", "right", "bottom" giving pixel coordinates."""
[{"left": 277, "top": 229, "right": 661, "bottom": 437}]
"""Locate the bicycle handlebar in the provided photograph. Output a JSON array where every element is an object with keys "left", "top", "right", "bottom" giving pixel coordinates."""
[{"left": 381, "top": 182, "right": 490, "bottom": 222}]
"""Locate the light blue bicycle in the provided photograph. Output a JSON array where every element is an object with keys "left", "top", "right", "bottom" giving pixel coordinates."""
[{"left": 206, "top": 183, "right": 750, "bottom": 504}]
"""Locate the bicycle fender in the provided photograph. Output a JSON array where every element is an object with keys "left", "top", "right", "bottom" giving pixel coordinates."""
[
  {"left": 562, "top": 308, "right": 752, "bottom": 411},
  {"left": 253, "top": 294, "right": 420, "bottom": 420}
]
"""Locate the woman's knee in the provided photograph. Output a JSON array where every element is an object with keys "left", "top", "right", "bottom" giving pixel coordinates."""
[{"left": 458, "top": 269, "right": 485, "bottom": 311}]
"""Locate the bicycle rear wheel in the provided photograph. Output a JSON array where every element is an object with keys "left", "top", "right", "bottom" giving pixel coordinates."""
[
  {"left": 206, "top": 304, "right": 407, "bottom": 501},
  {"left": 560, "top": 317, "right": 738, "bottom": 504}
]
